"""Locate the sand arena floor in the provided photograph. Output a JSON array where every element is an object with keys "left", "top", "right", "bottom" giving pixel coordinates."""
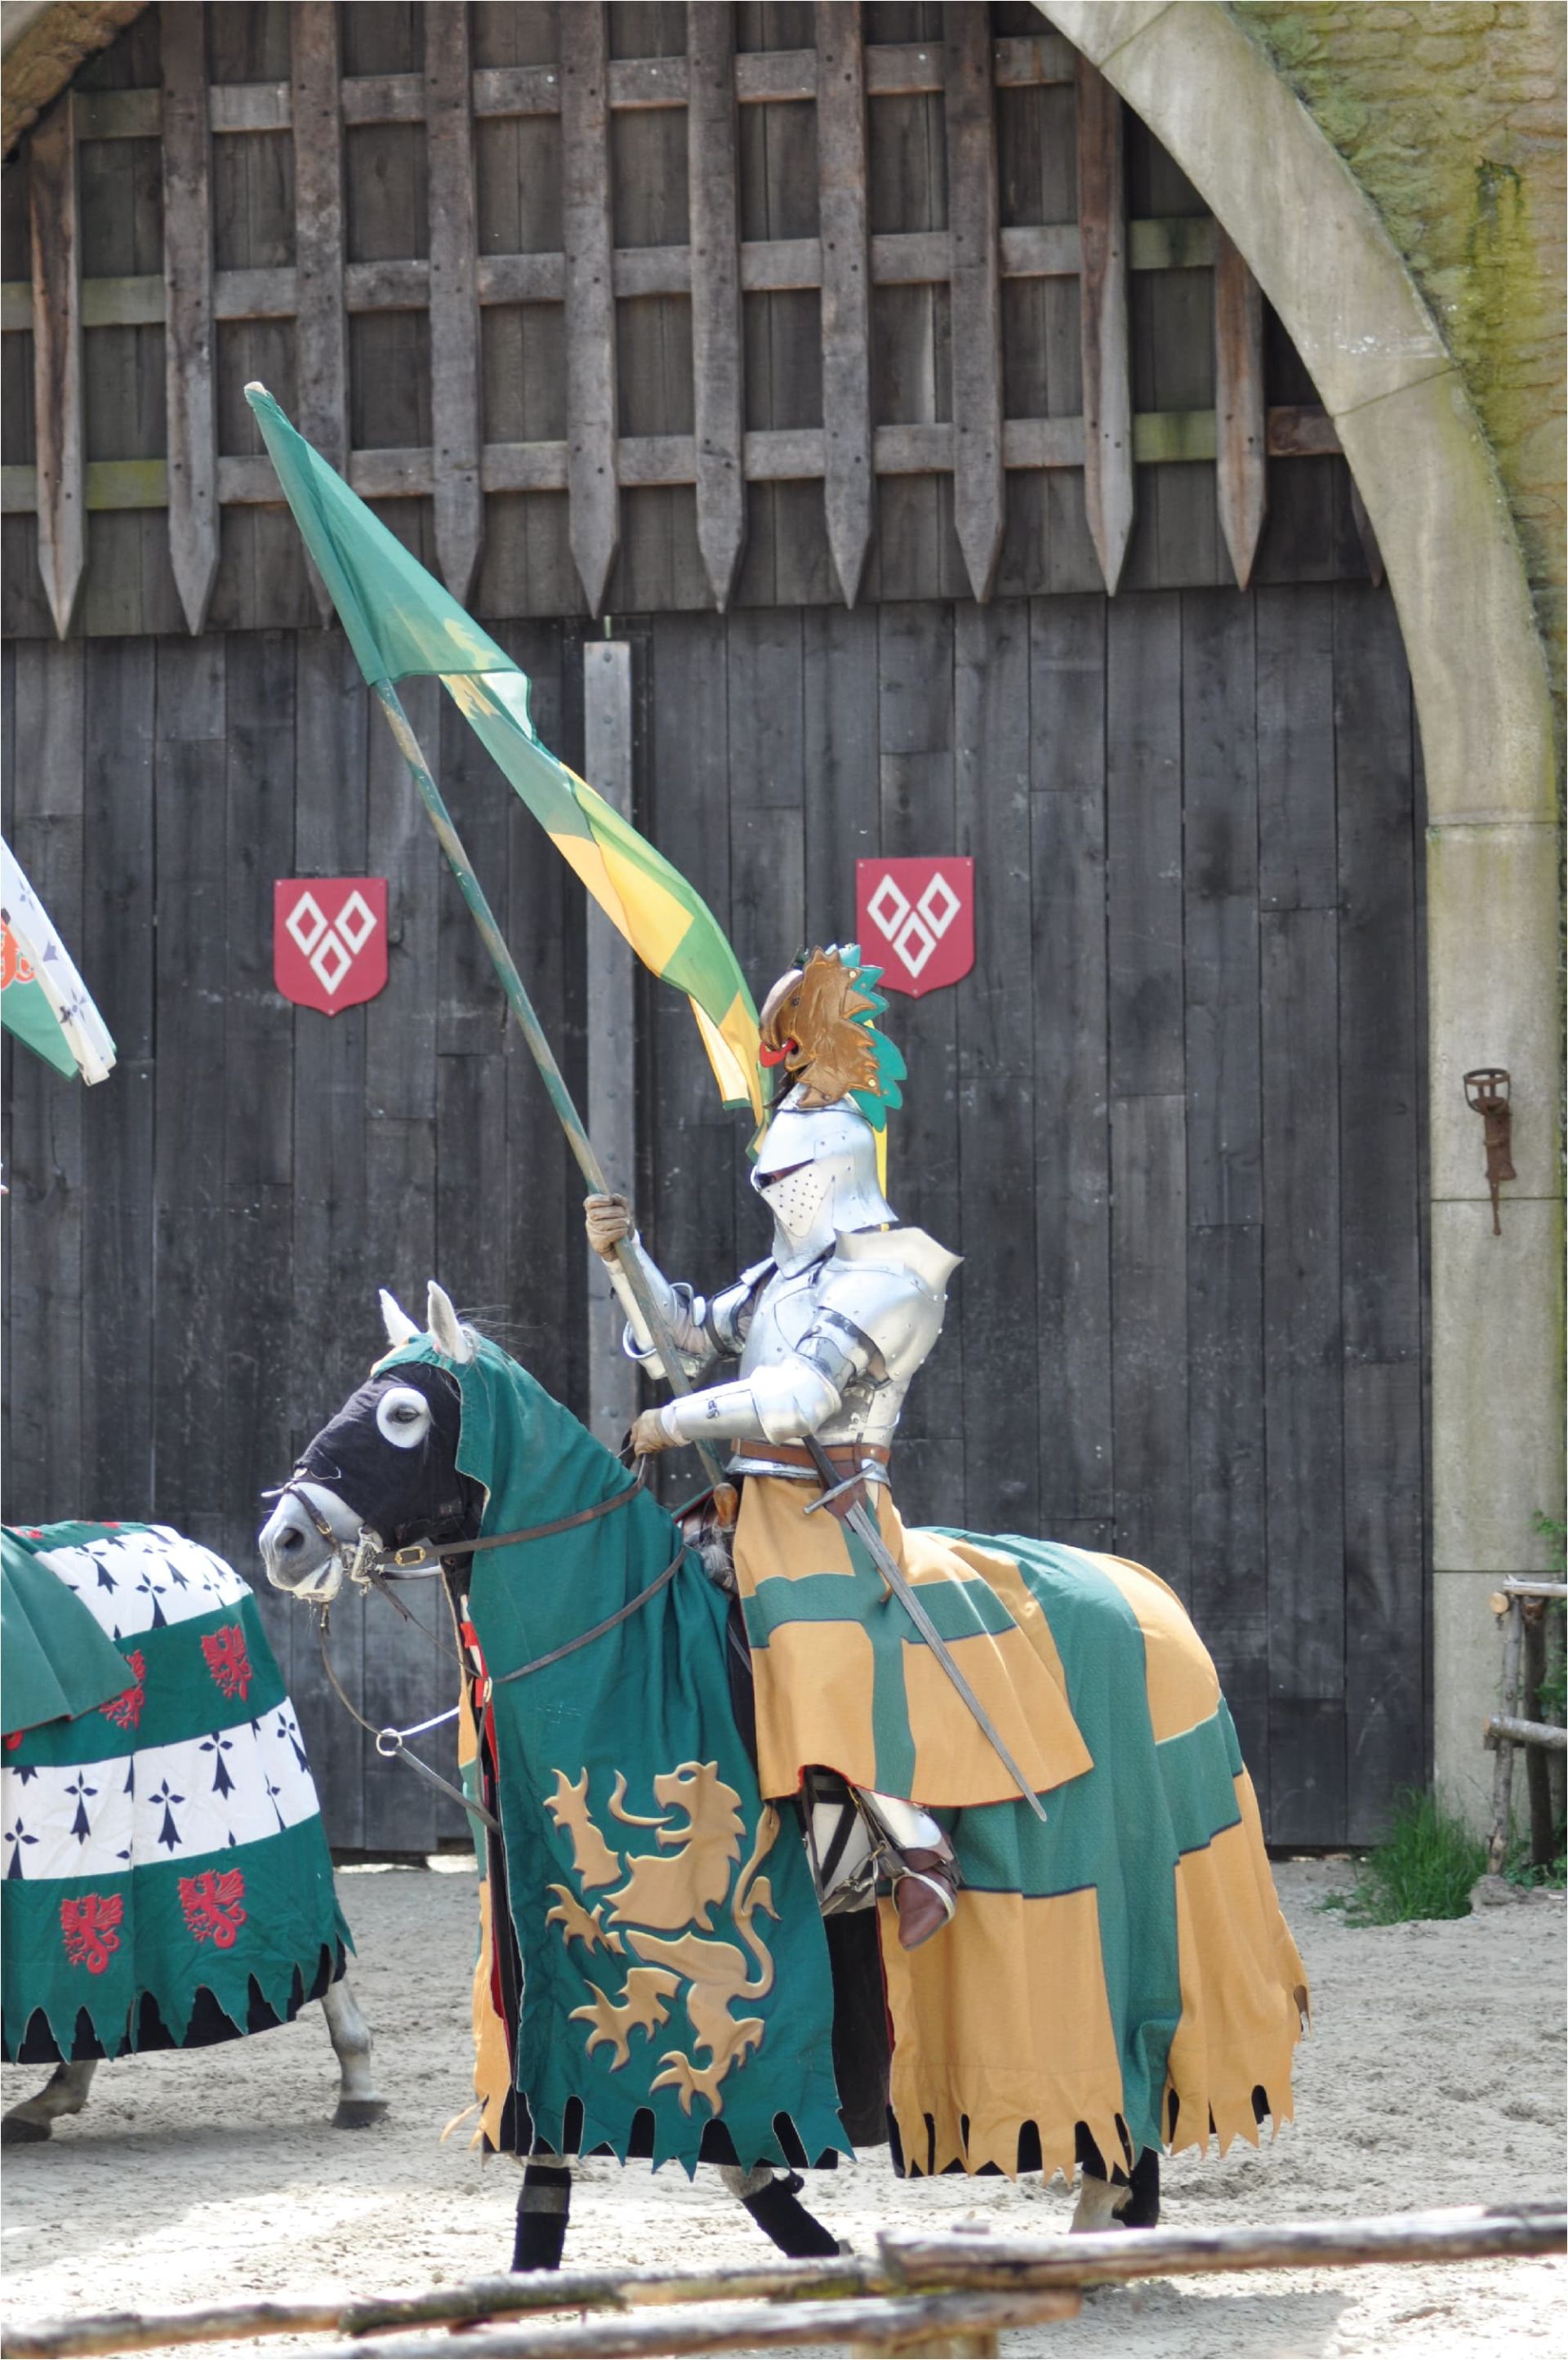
[{"left": 2, "top": 1859, "right": 1563, "bottom": 2360}]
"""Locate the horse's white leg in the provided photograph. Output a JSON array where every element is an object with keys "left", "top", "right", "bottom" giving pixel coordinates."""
[
  {"left": 320, "top": 1975, "right": 389, "bottom": 2128},
  {"left": 2, "top": 2059, "right": 97, "bottom": 2145},
  {"left": 1070, "top": 2168, "right": 1132, "bottom": 2233}
]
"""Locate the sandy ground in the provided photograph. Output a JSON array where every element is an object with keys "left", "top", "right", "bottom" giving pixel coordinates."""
[{"left": 3, "top": 1859, "right": 1563, "bottom": 2360}]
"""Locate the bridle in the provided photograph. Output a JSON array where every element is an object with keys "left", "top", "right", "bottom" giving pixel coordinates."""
[
  {"left": 283, "top": 1457, "right": 690, "bottom": 1834},
  {"left": 274, "top": 1452, "right": 648, "bottom": 1587}
]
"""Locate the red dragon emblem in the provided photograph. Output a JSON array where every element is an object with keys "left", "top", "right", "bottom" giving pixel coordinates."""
[
  {"left": 200, "top": 1623, "right": 252, "bottom": 1702},
  {"left": 0, "top": 922, "right": 36, "bottom": 991},
  {"left": 100, "top": 1649, "right": 148, "bottom": 1732},
  {"left": 179, "top": 1868, "right": 247, "bottom": 1949},
  {"left": 60, "top": 1892, "right": 124, "bottom": 1975}
]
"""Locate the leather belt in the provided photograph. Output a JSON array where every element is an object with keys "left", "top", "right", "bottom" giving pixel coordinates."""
[{"left": 742, "top": 1441, "right": 891, "bottom": 1472}]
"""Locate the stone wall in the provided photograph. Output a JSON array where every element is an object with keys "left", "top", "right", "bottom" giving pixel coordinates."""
[{"left": 1235, "top": 2, "right": 1566, "bottom": 713}]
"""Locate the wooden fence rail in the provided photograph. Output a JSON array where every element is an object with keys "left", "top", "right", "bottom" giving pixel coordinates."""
[
  {"left": 1486, "top": 1579, "right": 1568, "bottom": 1870},
  {"left": 6, "top": 2207, "right": 1561, "bottom": 2360}
]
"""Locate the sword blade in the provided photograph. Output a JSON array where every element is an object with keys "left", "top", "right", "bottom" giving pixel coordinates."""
[{"left": 838, "top": 1491, "right": 1050, "bottom": 1827}]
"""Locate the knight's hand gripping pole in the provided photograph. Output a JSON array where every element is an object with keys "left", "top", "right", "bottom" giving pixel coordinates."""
[{"left": 372, "top": 681, "right": 735, "bottom": 1521}]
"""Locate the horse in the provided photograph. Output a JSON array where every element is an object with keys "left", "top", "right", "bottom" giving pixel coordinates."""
[
  {"left": 259, "top": 1283, "right": 1307, "bottom": 2266},
  {"left": 2, "top": 1521, "right": 386, "bottom": 2144}
]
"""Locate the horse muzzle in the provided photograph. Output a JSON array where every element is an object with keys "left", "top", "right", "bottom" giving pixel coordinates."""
[{"left": 258, "top": 1484, "right": 366, "bottom": 1602}]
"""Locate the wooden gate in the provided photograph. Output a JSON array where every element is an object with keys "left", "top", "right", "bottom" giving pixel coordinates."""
[{"left": 1, "top": 1, "right": 1427, "bottom": 1850}]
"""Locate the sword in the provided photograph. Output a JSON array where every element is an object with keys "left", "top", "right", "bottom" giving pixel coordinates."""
[{"left": 800, "top": 1435, "right": 1049, "bottom": 1824}]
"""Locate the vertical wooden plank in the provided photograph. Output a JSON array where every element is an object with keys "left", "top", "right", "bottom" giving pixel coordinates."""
[
  {"left": 1214, "top": 228, "right": 1267, "bottom": 590},
  {"left": 1182, "top": 592, "right": 1259, "bottom": 1233},
  {"left": 561, "top": 2, "right": 619, "bottom": 617},
  {"left": 361, "top": 670, "right": 442, "bottom": 1854},
  {"left": 29, "top": 98, "right": 85, "bottom": 639},
  {"left": 425, "top": 0, "right": 485, "bottom": 603},
  {"left": 1257, "top": 583, "right": 1335, "bottom": 916},
  {"left": 687, "top": 2, "right": 746, "bottom": 609},
  {"left": 497, "top": 621, "right": 584, "bottom": 1438},
  {"left": 955, "top": 601, "right": 1036, "bottom": 1529},
  {"left": 1110, "top": 1090, "right": 1188, "bottom": 1587},
  {"left": 151, "top": 637, "right": 229, "bottom": 1559},
  {"left": 1106, "top": 594, "right": 1186, "bottom": 1583},
  {"left": 6, "top": 640, "right": 85, "bottom": 1518},
  {"left": 583, "top": 639, "right": 639, "bottom": 1445},
  {"left": 802, "top": 601, "right": 879, "bottom": 933},
  {"left": 161, "top": 2, "right": 220, "bottom": 635},
  {"left": 876, "top": 601, "right": 960, "bottom": 1529},
  {"left": 815, "top": 0, "right": 871, "bottom": 608},
  {"left": 1075, "top": 56, "right": 1133, "bottom": 595},
  {"left": 647, "top": 611, "right": 737, "bottom": 1478},
  {"left": 1261, "top": 902, "right": 1344, "bottom": 1839},
  {"left": 292, "top": 2, "right": 348, "bottom": 625},
  {"left": 291, "top": 630, "right": 371, "bottom": 1850},
  {"left": 1031, "top": 596, "right": 1111, "bottom": 1538},
  {"left": 80, "top": 640, "right": 155, "bottom": 1521},
  {"left": 942, "top": 2, "right": 1004, "bottom": 604},
  {"left": 1334, "top": 584, "right": 1423, "bottom": 1841},
  {"left": 221, "top": 631, "right": 298, "bottom": 1675}
]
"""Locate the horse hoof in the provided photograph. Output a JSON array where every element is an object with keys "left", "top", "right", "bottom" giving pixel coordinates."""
[
  {"left": 332, "top": 2097, "right": 390, "bottom": 2130},
  {"left": 1, "top": 2114, "right": 53, "bottom": 2146}
]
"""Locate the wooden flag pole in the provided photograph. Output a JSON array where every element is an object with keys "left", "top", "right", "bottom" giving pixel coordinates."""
[{"left": 372, "top": 680, "right": 733, "bottom": 1501}]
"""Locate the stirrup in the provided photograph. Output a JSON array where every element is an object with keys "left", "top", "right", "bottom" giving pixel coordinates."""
[{"left": 891, "top": 1846, "right": 960, "bottom": 1950}]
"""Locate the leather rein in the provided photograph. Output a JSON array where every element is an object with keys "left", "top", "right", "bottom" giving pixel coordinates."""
[{"left": 295, "top": 1459, "right": 689, "bottom": 1835}]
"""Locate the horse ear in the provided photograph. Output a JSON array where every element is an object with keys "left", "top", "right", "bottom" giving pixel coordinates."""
[
  {"left": 426, "top": 1281, "right": 474, "bottom": 1365},
  {"left": 379, "top": 1289, "right": 421, "bottom": 1351}
]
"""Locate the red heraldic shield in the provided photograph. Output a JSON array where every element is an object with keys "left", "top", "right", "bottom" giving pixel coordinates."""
[
  {"left": 274, "top": 879, "right": 388, "bottom": 1014},
  {"left": 855, "top": 857, "right": 974, "bottom": 998}
]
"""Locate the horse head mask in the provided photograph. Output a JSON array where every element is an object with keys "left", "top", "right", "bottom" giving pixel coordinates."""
[{"left": 257, "top": 1285, "right": 479, "bottom": 1602}]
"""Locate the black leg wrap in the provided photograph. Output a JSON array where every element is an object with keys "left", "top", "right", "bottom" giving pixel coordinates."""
[
  {"left": 1120, "top": 2146, "right": 1161, "bottom": 2229},
  {"left": 741, "top": 2171, "right": 840, "bottom": 2259},
  {"left": 511, "top": 2162, "right": 572, "bottom": 2273}
]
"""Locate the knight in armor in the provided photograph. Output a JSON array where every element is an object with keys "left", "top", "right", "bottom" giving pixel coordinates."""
[{"left": 586, "top": 948, "right": 1060, "bottom": 1950}]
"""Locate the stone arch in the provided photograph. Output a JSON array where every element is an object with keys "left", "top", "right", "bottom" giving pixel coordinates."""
[{"left": 1042, "top": 0, "right": 1562, "bottom": 1822}]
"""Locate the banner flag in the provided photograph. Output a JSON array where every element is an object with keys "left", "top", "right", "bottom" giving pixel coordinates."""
[{"left": 244, "top": 383, "right": 763, "bottom": 1118}]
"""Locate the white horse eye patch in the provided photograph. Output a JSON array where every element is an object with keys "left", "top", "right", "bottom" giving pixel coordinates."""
[{"left": 376, "top": 1386, "right": 434, "bottom": 1449}]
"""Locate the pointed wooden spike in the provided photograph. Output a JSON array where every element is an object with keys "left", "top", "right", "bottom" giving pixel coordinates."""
[
  {"left": 1214, "top": 227, "right": 1267, "bottom": 590},
  {"left": 1075, "top": 56, "right": 1134, "bottom": 595},
  {"left": 944, "top": 2, "right": 1004, "bottom": 603},
  {"left": 160, "top": 2, "right": 219, "bottom": 635},
  {"left": 560, "top": 3, "right": 618, "bottom": 617},
  {"left": 816, "top": 0, "right": 871, "bottom": 608},
  {"left": 291, "top": 2, "right": 347, "bottom": 624},
  {"left": 29, "top": 96, "right": 84, "bottom": 640},
  {"left": 425, "top": 0, "right": 484, "bottom": 605},
  {"left": 687, "top": 2, "right": 746, "bottom": 611}
]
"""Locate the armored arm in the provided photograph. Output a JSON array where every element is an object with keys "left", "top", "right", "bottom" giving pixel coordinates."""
[
  {"left": 644, "top": 1238, "right": 956, "bottom": 1450},
  {"left": 647, "top": 1310, "right": 872, "bottom": 1448},
  {"left": 586, "top": 1193, "right": 768, "bottom": 1381}
]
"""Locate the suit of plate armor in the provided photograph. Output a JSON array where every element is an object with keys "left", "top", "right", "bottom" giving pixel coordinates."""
[{"left": 599, "top": 1085, "right": 960, "bottom": 1921}]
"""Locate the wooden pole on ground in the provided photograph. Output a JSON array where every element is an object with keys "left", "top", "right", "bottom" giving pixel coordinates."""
[{"left": 7, "top": 2207, "right": 1561, "bottom": 2359}]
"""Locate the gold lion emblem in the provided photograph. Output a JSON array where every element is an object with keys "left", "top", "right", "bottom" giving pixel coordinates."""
[{"left": 543, "top": 1762, "right": 780, "bottom": 2116}]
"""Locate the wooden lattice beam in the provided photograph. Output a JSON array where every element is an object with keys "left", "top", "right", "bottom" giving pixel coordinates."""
[
  {"left": 687, "top": 1, "right": 746, "bottom": 611},
  {"left": 27, "top": 93, "right": 83, "bottom": 639},
  {"left": 816, "top": 0, "right": 872, "bottom": 608}
]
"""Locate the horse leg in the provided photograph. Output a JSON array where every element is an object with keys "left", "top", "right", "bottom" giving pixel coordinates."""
[
  {"left": 320, "top": 1975, "right": 389, "bottom": 2128},
  {"left": 1070, "top": 2128, "right": 1161, "bottom": 2233},
  {"left": 511, "top": 2156, "right": 572, "bottom": 2272},
  {"left": 717, "top": 2163, "right": 841, "bottom": 2258},
  {"left": 2, "top": 2059, "right": 97, "bottom": 2145}
]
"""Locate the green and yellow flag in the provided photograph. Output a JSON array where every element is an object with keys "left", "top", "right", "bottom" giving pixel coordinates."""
[{"left": 244, "top": 384, "right": 763, "bottom": 1118}]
